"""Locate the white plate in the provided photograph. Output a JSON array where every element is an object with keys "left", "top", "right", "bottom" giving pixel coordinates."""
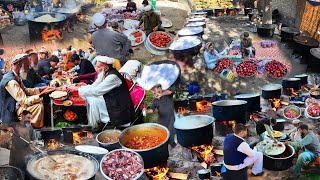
[
  {"left": 257, "top": 140, "right": 286, "bottom": 156},
  {"left": 75, "top": 145, "right": 109, "bottom": 155},
  {"left": 161, "top": 18, "right": 172, "bottom": 28},
  {"left": 123, "top": 29, "right": 146, "bottom": 46},
  {"left": 123, "top": 19, "right": 140, "bottom": 30}
]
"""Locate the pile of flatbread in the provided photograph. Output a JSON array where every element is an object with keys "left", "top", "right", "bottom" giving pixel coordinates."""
[{"left": 49, "top": 91, "right": 68, "bottom": 99}]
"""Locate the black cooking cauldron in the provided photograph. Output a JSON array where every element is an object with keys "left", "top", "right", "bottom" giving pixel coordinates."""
[
  {"left": 119, "top": 123, "right": 170, "bottom": 169},
  {"left": 309, "top": 48, "right": 320, "bottom": 73},
  {"left": 282, "top": 78, "right": 301, "bottom": 90},
  {"left": 294, "top": 74, "right": 308, "bottom": 85},
  {"left": 262, "top": 84, "right": 282, "bottom": 99},
  {"left": 211, "top": 100, "right": 248, "bottom": 123},
  {"left": 234, "top": 93, "right": 261, "bottom": 112},
  {"left": 263, "top": 145, "right": 295, "bottom": 171},
  {"left": 174, "top": 115, "right": 214, "bottom": 147}
]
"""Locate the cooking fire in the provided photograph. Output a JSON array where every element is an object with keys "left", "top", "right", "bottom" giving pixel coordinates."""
[
  {"left": 191, "top": 144, "right": 215, "bottom": 166},
  {"left": 72, "top": 131, "right": 93, "bottom": 144},
  {"left": 285, "top": 88, "right": 299, "bottom": 96},
  {"left": 42, "top": 27, "right": 63, "bottom": 42},
  {"left": 46, "top": 139, "right": 59, "bottom": 150},
  {"left": 145, "top": 165, "right": 170, "bottom": 180},
  {"left": 196, "top": 100, "right": 211, "bottom": 113}
]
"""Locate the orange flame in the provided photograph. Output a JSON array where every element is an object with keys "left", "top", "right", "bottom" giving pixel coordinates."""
[
  {"left": 229, "top": 10, "right": 235, "bottom": 15},
  {"left": 191, "top": 144, "right": 215, "bottom": 165},
  {"left": 215, "top": 171, "right": 221, "bottom": 176},
  {"left": 47, "top": 139, "right": 59, "bottom": 150},
  {"left": 42, "top": 29, "right": 63, "bottom": 42},
  {"left": 83, "top": 131, "right": 93, "bottom": 138},
  {"left": 217, "top": 12, "right": 223, "bottom": 16},
  {"left": 72, "top": 132, "right": 82, "bottom": 144},
  {"left": 145, "top": 166, "right": 169, "bottom": 180},
  {"left": 178, "top": 107, "right": 187, "bottom": 115},
  {"left": 221, "top": 120, "right": 236, "bottom": 131},
  {"left": 196, "top": 100, "right": 211, "bottom": 113},
  {"left": 269, "top": 98, "right": 281, "bottom": 110},
  {"left": 287, "top": 88, "right": 299, "bottom": 96}
]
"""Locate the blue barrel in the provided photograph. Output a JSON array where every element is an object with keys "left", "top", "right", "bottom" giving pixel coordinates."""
[{"left": 188, "top": 83, "right": 200, "bottom": 95}]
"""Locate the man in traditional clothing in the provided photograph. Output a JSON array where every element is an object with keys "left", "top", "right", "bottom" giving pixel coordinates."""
[
  {"left": 90, "top": 13, "right": 131, "bottom": 65},
  {"left": 2, "top": 110, "right": 35, "bottom": 175},
  {"left": 69, "top": 56, "right": 135, "bottom": 129},
  {"left": 0, "top": 54, "right": 54, "bottom": 128},
  {"left": 285, "top": 124, "right": 320, "bottom": 178},
  {"left": 223, "top": 123, "right": 264, "bottom": 179},
  {"left": 138, "top": 5, "right": 163, "bottom": 35}
]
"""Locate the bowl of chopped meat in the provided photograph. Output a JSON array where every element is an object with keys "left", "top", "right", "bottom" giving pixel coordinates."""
[
  {"left": 119, "top": 123, "right": 170, "bottom": 168},
  {"left": 100, "top": 149, "right": 144, "bottom": 180}
]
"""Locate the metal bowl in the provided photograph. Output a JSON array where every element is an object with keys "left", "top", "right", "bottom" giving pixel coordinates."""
[
  {"left": 96, "top": 130, "right": 122, "bottom": 151},
  {"left": 0, "top": 165, "right": 24, "bottom": 180},
  {"left": 100, "top": 149, "right": 144, "bottom": 180},
  {"left": 147, "top": 31, "right": 173, "bottom": 51},
  {"left": 305, "top": 103, "right": 320, "bottom": 120},
  {"left": 282, "top": 105, "right": 301, "bottom": 120}
]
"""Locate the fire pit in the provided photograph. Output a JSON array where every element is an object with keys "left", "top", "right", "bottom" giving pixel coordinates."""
[
  {"left": 40, "top": 128, "right": 62, "bottom": 150},
  {"left": 62, "top": 125, "right": 93, "bottom": 144},
  {"left": 26, "top": 12, "right": 66, "bottom": 42}
]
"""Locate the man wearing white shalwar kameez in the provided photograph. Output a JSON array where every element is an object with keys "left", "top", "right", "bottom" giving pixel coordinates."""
[{"left": 70, "top": 56, "right": 134, "bottom": 128}]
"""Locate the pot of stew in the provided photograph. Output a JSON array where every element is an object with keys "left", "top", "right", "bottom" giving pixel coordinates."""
[{"left": 118, "top": 123, "right": 170, "bottom": 168}]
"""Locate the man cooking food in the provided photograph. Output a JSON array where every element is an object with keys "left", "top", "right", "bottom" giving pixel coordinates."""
[
  {"left": 223, "top": 123, "right": 264, "bottom": 179},
  {"left": 1, "top": 110, "right": 35, "bottom": 174},
  {"left": 68, "top": 56, "right": 135, "bottom": 129},
  {"left": 0, "top": 54, "right": 54, "bottom": 128},
  {"left": 255, "top": 117, "right": 277, "bottom": 141},
  {"left": 285, "top": 124, "right": 320, "bottom": 178},
  {"left": 138, "top": 5, "right": 164, "bottom": 35}
]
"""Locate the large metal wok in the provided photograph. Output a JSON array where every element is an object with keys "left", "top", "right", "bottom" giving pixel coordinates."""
[{"left": 26, "top": 150, "right": 99, "bottom": 180}]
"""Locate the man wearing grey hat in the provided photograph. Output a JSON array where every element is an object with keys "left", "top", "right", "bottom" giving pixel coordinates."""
[
  {"left": 69, "top": 56, "right": 134, "bottom": 129},
  {"left": 0, "top": 54, "right": 54, "bottom": 128},
  {"left": 90, "top": 13, "right": 131, "bottom": 65}
]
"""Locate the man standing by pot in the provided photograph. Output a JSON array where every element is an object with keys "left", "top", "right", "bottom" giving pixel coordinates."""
[
  {"left": 223, "top": 123, "right": 264, "bottom": 179},
  {"left": 285, "top": 124, "right": 320, "bottom": 178}
]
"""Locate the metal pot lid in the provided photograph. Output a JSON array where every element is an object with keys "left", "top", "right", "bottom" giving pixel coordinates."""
[
  {"left": 310, "top": 48, "right": 320, "bottom": 58},
  {"left": 178, "top": 26, "right": 204, "bottom": 36},
  {"left": 26, "top": 12, "right": 66, "bottom": 23},
  {"left": 186, "top": 22, "right": 206, "bottom": 27},
  {"left": 174, "top": 115, "right": 214, "bottom": 130},
  {"left": 294, "top": 74, "right": 308, "bottom": 78},
  {"left": 211, "top": 100, "right": 247, "bottom": 106},
  {"left": 282, "top": 78, "right": 300, "bottom": 82},
  {"left": 191, "top": 11, "right": 207, "bottom": 15},
  {"left": 188, "top": 17, "right": 206, "bottom": 22},
  {"left": 169, "top": 36, "right": 202, "bottom": 51},
  {"left": 262, "top": 84, "right": 282, "bottom": 91},
  {"left": 234, "top": 93, "right": 261, "bottom": 99},
  {"left": 276, "top": 119, "right": 286, "bottom": 123},
  {"left": 281, "top": 27, "right": 300, "bottom": 34}
]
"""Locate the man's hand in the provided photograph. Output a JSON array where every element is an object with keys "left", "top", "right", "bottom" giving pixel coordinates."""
[
  {"left": 76, "top": 82, "right": 87, "bottom": 87},
  {"left": 153, "top": 26, "right": 159, "bottom": 32},
  {"left": 39, "top": 86, "right": 48, "bottom": 92},
  {"left": 6, "top": 127, "right": 14, "bottom": 133},
  {"left": 39, "top": 87, "right": 54, "bottom": 97},
  {"left": 68, "top": 85, "right": 79, "bottom": 92}
]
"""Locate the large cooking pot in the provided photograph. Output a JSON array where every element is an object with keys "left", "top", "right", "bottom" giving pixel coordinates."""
[
  {"left": 174, "top": 115, "right": 214, "bottom": 147},
  {"left": 273, "top": 119, "right": 286, "bottom": 131},
  {"left": 169, "top": 36, "right": 202, "bottom": 56},
  {"left": 177, "top": 26, "right": 204, "bottom": 37},
  {"left": 234, "top": 93, "right": 261, "bottom": 112},
  {"left": 0, "top": 165, "right": 24, "bottom": 180},
  {"left": 40, "top": 128, "right": 62, "bottom": 141},
  {"left": 212, "top": 100, "right": 248, "bottom": 123},
  {"left": 119, "top": 123, "right": 169, "bottom": 168},
  {"left": 294, "top": 74, "right": 308, "bottom": 85},
  {"left": 282, "top": 78, "right": 301, "bottom": 90},
  {"left": 263, "top": 145, "right": 295, "bottom": 171},
  {"left": 26, "top": 150, "right": 99, "bottom": 180},
  {"left": 309, "top": 48, "right": 320, "bottom": 73},
  {"left": 262, "top": 84, "right": 282, "bottom": 99}
]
